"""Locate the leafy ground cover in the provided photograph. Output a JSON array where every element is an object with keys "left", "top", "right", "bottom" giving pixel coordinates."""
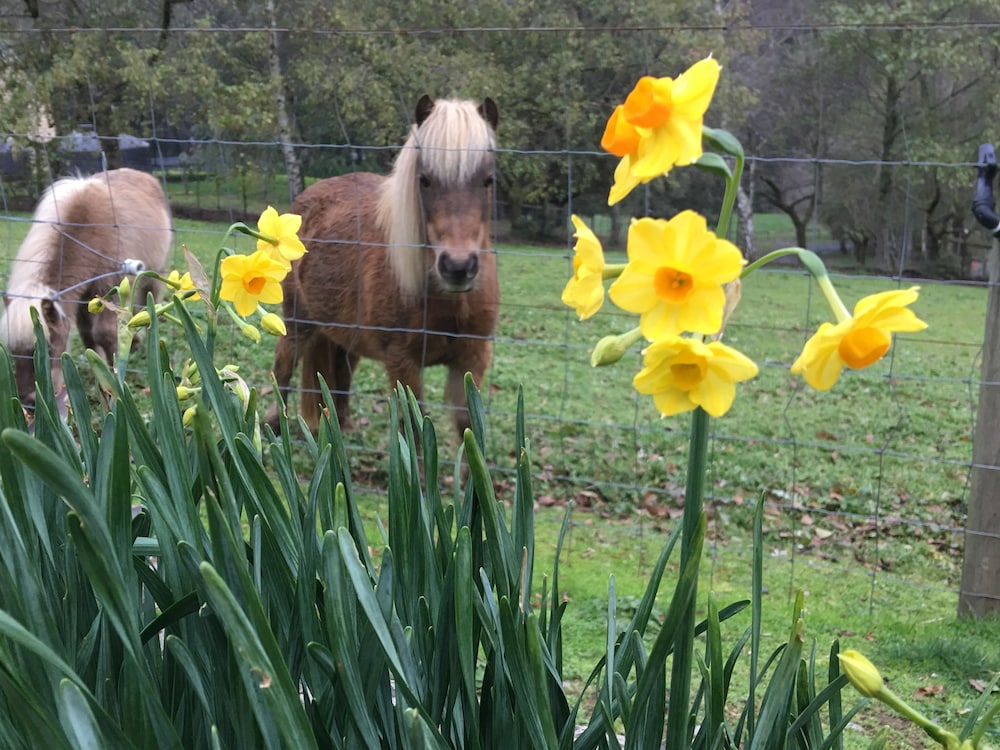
[{"left": 0, "top": 210, "right": 995, "bottom": 746}]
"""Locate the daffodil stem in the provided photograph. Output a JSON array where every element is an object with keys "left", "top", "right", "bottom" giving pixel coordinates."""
[
  {"left": 739, "top": 246, "right": 852, "bottom": 323},
  {"left": 716, "top": 150, "right": 744, "bottom": 239},
  {"left": 816, "top": 273, "right": 852, "bottom": 323},
  {"left": 666, "top": 405, "right": 709, "bottom": 746},
  {"left": 231, "top": 222, "right": 277, "bottom": 245},
  {"left": 741, "top": 247, "right": 830, "bottom": 281},
  {"left": 602, "top": 263, "right": 628, "bottom": 280},
  {"left": 875, "top": 687, "right": 960, "bottom": 749}
]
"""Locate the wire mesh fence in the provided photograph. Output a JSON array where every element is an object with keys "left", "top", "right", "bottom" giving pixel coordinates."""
[{"left": 0, "top": 14, "right": 994, "bottom": 629}]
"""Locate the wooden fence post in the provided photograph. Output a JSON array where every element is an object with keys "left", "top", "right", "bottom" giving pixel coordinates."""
[{"left": 959, "top": 242, "right": 1000, "bottom": 617}]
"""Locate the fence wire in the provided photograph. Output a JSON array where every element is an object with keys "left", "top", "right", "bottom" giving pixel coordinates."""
[{"left": 0, "top": 18, "right": 994, "bottom": 626}]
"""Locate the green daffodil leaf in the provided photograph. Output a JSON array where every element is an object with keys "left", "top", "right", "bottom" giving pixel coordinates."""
[{"left": 693, "top": 152, "right": 732, "bottom": 180}]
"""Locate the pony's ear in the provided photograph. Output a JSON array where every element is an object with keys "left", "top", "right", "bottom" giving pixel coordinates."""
[
  {"left": 479, "top": 98, "right": 499, "bottom": 131},
  {"left": 40, "top": 297, "right": 65, "bottom": 328},
  {"left": 415, "top": 95, "right": 435, "bottom": 126}
]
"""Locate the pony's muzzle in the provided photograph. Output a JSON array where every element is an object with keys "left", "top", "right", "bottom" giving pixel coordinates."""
[{"left": 437, "top": 250, "right": 480, "bottom": 291}]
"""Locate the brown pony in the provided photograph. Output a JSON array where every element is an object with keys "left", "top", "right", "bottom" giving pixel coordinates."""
[
  {"left": 0, "top": 168, "right": 172, "bottom": 408},
  {"left": 267, "top": 95, "right": 500, "bottom": 437}
]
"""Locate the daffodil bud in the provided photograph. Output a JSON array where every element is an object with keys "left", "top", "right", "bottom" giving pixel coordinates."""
[
  {"left": 87, "top": 297, "right": 105, "bottom": 314},
  {"left": 838, "top": 650, "right": 883, "bottom": 698},
  {"left": 127, "top": 310, "right": 152, "bottom": 329},
  {"left": 176, "top": 385, "right": 193, "bottom": 401},
  {"left": 590, "top": 327, "right": 645, "bottom": 367},
  {"left": 240, "top": 323, "right": 261, "bottom": 344},
  {"left": 183, "top": 361, "right": 200, "bottom": 384},
  {"left": 118, "top": 276, "right": 130, "bottom": 299},
  {"left": 260, "top": 312, "right": 287, "bottom": 337},
  {"left": 182, "top": 406, "right": 197, "bottom": 427}
]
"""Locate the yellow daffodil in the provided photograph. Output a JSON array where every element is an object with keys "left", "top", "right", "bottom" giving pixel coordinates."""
[
  {"left": 167, "top": 269, "right": 200, "bottom": 301},
  {"left": 838, "top": 650, "right": 884, "bottom": 699},
  {"left": 633, "top": 335, "right": 758, "bottom": 418},
  {"left": 608, "top": 211, "right": 744, "bottom": 340},
  {"left": 256, "top": 206, "right": 306, "bottom": 270},
  {"left": 87, "top": 297, "right": 104, "bottom": 314},
  {"left": 602, "top": 57, "right": 721, "bottom": 205},
  {"left": 219, "top": 250, "right": 286, "bottom": 317},
  {"left": 561, "top": 215, "right": 606, "bottom": 319},
  {"left": 791, "top": 287, "right": 927, "bottom": 390}
]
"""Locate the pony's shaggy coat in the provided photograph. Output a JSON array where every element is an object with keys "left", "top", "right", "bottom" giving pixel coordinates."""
[
  {"left": 268, "top": 96, "right": 500, "bottom": 435},
  {"left": 0, "top": 168, "right": 172, "bottom": 406}
]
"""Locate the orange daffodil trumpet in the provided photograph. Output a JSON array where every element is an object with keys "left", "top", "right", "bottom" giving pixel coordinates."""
[
  {"left": 562, "top": 60, "right": 928, "bottom": 421},
  {"left": 602, "top": 57, "right": 721, "bottom": 206}
]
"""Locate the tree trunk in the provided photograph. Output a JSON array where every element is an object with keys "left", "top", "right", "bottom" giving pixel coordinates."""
[
  {"left": 959, "top": 240, "right": 1000, "bottom": 618},
  {"left": 792, "top": 214, "right": 808, "bottom": 249},
  {"left": 736, "top": 181, "right": 755, "bottom": 260},
  {"left": 267, "top": 0, "right": 304, "bottom": 202},
  {"left": 874, "top": 75, "right": 900, "bottom": 271}
]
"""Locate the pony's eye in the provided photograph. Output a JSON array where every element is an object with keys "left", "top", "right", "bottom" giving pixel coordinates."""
[
  {"left": 418, "top": 174, "right": 431, "bottom": 188},
  {"left": 483, "top": 175, "right": 495, "bottom": 188}
]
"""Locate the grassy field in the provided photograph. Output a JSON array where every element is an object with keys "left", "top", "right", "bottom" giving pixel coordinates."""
[
  {"left": 173, "top": 215, "right": 999, "bottom": 747},
  {"left": 0, "top": 210, "right": 996, "bottom": 747}
]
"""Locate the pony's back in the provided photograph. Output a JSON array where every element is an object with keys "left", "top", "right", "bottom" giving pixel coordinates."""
[{"left": 6, "top": 168, "right": 171, "bottom": 295}]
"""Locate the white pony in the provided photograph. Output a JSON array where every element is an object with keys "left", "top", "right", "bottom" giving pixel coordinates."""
[{"left": 0, "top": 168, "right": 173, "bottom": 408}]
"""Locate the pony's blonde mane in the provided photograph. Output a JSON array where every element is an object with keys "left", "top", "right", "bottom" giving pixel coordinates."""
[
  {"left": 377, "top": 98, "right": 496, "bottom": 296},
  {"left": 0, "top": 176, "right": 91, "bottom": 348}
]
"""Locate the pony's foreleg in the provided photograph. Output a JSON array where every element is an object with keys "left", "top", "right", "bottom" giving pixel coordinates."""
[
  {"left": 384, "top": 359, "right": 425, "bottom": 435},
  {"left": 446, "top": 340, "right": 493, "bottom": 438},
  {"left": 299, "top": 336, "right": 354, "bottom": 432},
  {"left": 265, "top": 327, "right": 305, "bottom": 434},
  {"left": 84, "top": 309, "right": 118, "bottom": 367}
]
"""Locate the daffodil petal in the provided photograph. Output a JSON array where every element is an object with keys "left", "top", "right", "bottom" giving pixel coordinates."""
[
  {"left": 674, "top": 286, "right": 726, "bottom": 335},
  {"left": 852, "top": 287, "right": 920, "bottom": 318},
  {"left": 670, "top": 57, "right": 721, "bottom": 117},
  {"left": 609, "top": 267, "right": 661, "bottom": 314},
  {"left": 652, "top": 388, "right": 695, "bottom": 417},
  {"left": 608, "top": 154, "right": 642, "bottom": 206},
  {"left": 694, "top": 369, "right": 737, "bottom": 417}
]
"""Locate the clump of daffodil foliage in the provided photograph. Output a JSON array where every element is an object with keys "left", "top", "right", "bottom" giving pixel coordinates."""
[{"left": 563, "top": 56, "right": 999, "bottom": 750}]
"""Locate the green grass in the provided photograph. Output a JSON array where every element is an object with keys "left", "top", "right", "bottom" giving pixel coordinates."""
[{"left": 1, "top": 210, "right": 996, "bottom": 747}]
